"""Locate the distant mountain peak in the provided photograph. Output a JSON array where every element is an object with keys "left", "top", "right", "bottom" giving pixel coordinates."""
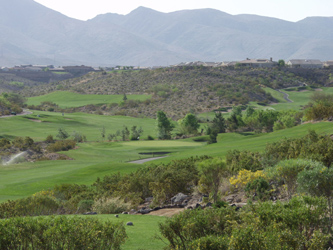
[{"left": 0, "top": 3, "right": 332, "bottom": 67}]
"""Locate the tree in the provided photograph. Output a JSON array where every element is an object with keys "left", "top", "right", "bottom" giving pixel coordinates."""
[
  {"left": 198, "top": 158, "right": 227, "bottom": 203},
  {"left": 56, "top": 128, "right": 69, "bottom": 140},
  {"left": 156, "top": 111, "right": 174, "bottom": 139},
  {"left": 211, "top": 113, "right": 226, "bottom": 133},
  {"left": 122, "top": 93, "right": 127, "bottom": 101},
  {"left": 130, "top": 126, "right": 143, "bottom": 140},
  {"left": 278, "top": 59, "right": 285, "bottom": 67},
  {"left": 178, "top": 113, "right": 200, "bottom": 135},
  {"left": 206, "top": 126, "right": 218, "bottom": 144},
  {"left": 72, "top": 131, "right": 87, "bottom": 142},
  {"left": 121, "top": 126, "right": 130, "bottom": 141},
  {"left": 101, "top": 126, "right": 106, "bottom": 140}
]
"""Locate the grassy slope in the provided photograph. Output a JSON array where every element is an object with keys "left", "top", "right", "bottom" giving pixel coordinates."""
[
  {"left": 263, "top": 87, "right": 333, "bottom": 111},
  {"left": 26, "top": 91, "right": 151, "bottom": 108},
  {"left": 1, "top": 110, "right": 332, "bottom": 202},
  {"left": 0, "top": 111, "right": 157, "bottom": 141}
]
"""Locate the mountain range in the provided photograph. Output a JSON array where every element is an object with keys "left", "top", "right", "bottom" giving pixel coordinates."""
[{"left": 1, "top": 0, "right": 333, "bottom": 67}]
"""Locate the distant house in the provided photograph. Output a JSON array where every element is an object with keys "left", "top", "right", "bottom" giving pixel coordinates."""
[
  {"left": 221, "top": 61, "right": 237, "bottom": 67},
  {"left": 63, "top": 65, "right": 95, "bottom": 74},
  {"left": 25, "top": 66, "right": 43, "bottom": 72},
  {"left": 323, "top": 61, "right": 333, "bottom": 69},
  {"left": 203, "top": 62, "right": 219, "bottom": 67},
  {"left": 286, "top": 59, "right": 323, "bottom": 69},
  {"left": 0, "top": 67, "right": 9, "bottom": 72},
  {"left": 237, "top": 58, "right": 277, "bottom": 68}
]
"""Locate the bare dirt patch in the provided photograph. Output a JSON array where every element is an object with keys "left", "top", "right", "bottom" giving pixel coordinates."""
[
  {"left": 148, "top": 208, "right": 185, "bottom": 217},
  {"left": 29, "top": 119, "right": 41, "bottom": 123}
]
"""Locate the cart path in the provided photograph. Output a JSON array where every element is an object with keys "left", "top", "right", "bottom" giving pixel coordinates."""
[{"left": 277, "top": 90, "right": 293, "bottom": 103}]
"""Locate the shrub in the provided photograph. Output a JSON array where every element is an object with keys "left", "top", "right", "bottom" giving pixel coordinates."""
[
  {"left": 56, "top": 127, "right": 69, "bottom": 139},
  {"left": 46, "top": 140, "right": 76, "bottom": 152},
  {"left": 229, "top": 169, "right": 266, "bottom": 190},
  {"left": 45, "top": 135, "right": 54, "bottom": 143},
  {"left": 77, "top": 199, "right": 94, "bottom": 213},
  {"left": 245, "top": 177, "right": 270, "bottom": 201},
  {"left": 146, "top": 135, "right": 154, "bottom": 140},
  {"left": 226, "top": 150, "right": 263, "bottom": 173},
  {"left": 188, "top": 235, "right": 229, "bottom": 250},
  {"left": 0, "top": 216, "right": 127, "bottom": 249},
  {"left": 297, "top": 166, "right": 333, "bottom": 233},
  {"left": 72, "top": 131, "right": 87, "bottom": 142},
  {"left": 0, "top": 195, "right": 61, "bottom": 218},
  {"left": 92, "top": 198, "right": 130, "bottom": 214},
  {"left": 266, "top": 159, "right": 324, "bottom": 199},
  {"left": 0, "top": 138, "right": 11, "bottom": 149}
]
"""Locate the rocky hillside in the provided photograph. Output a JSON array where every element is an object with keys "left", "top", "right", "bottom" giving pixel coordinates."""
[{"left": 20, "top": 67, "right": 333, "bottom": 119}]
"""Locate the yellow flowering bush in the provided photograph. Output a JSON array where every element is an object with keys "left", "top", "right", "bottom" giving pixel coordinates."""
[
  {"left": 33, "top": 189, "right": 55, "bottom": 197},
  {"left": 229, "top": 169, "right": 266, "bottom": 189}
]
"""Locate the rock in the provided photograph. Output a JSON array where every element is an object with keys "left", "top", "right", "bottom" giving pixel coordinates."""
[
  {"left": 145, "top": 197, "right": 153, "bottom": 202},
  {"left": 195, "top": 203, "right": 202, "bottom": 209},
  {"left": 122, "top": 211, "right": 128, "bottom": 214},
  {"left": 126, "top": 222, "right": 134, "bottom": 226},
  {"left": 128, "top": 209, "right": 137, "bottom": 215},
  {"left": 206, "top": 202, "right": 213, "bottom": 207},
  {"left": 138, "top": 208, "right": 151, "bottom": 214},
  {"left": 171, "top": 193, "right": 189, "bottom": 204},
  {"left": 115, "top": 214, "right": 119, "bottom": 218}
]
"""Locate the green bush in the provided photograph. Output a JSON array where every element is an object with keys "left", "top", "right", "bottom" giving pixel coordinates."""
[
  {"left": 0, "top": 216, "right": 127, "bottom": 249},
  {"left": 159, "top": 196, "right": 330, "bottom": 250},
  {"left": 226, "top": 149, "right": 263, "bottom": 173},
  {"left": 0, "top": 195, "right": 60, "bottom": 218},
  {"left": 77, "top": 199, "right": 94, "bottom": 213},
  {"left": 46, "top": 140, "right": 76, "bottom": 152},
  {"left": 92, "top": 198, "right": 130, "bottom": 214},
  {"left": 45, "top": 135, "right": 54, "bottom": 143},
  {"left": 146, "top": 135, "right": 154, "bottom": 140},
  {"left": 245, "top": 177, "right": 270, "bottom": 201}
]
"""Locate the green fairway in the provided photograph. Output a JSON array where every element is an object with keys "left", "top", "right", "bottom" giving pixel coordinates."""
[
  {"left": 1, "top": 110, "right": 333, "bottom": 202},
  {"left": 262, "top": 87, "right": 333, "bottom": 111},
  {"left": 263, "top": 87, "right": 288, "bottom": 103},
  {"left": 0, "top": 111, "right": 156, "bottom": 141},
  {"left": 26, "top": 91, "right": 152, "bottom": 108},
  {"left": 86, "top": 214, "right": 167, "bottom": 250}
]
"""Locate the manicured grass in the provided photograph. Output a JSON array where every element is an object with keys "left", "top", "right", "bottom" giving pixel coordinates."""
[
  {"left": 26, "top": 91, "right": 151, "bottom": 108},
  {"left": 263, "top": 87, "right": 287, "bottom": 103},
  {"left": 0, "top": 111, "right": 157, "bottom": 141},
  {"left": 1, "top": 114, "right": 332, "bottom": 203},
  {"left": 86, "top": 214, "right": 167, "bottom": 250},
  {"left": 263, "top": 87, "right": 333, "bottom": 111}
]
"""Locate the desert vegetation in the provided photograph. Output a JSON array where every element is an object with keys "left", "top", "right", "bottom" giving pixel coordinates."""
[{"left": 1, "top": 67, "right": 333, "bottom": 249}]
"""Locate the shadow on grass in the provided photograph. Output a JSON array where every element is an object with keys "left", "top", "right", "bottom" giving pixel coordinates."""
[{"left": 238, "top": 132, "right": 255, "bottom": 136}]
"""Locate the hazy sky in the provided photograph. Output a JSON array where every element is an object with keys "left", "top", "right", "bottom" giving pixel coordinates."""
[{"left": 33, "top": 0, "right": 333, "bottom": 22}]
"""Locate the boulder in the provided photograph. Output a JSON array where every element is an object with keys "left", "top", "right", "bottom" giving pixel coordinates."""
[
  {"left": 171, "top": 193, "right": 189, "bottom": 204},
  {"left": 126, "top": 222, "right": 134, "bottom": 226}
]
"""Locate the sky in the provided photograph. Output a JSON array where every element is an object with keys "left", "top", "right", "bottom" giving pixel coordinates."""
[{"left": 33, "top": 0, "right": 333, "bottom": 22}]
